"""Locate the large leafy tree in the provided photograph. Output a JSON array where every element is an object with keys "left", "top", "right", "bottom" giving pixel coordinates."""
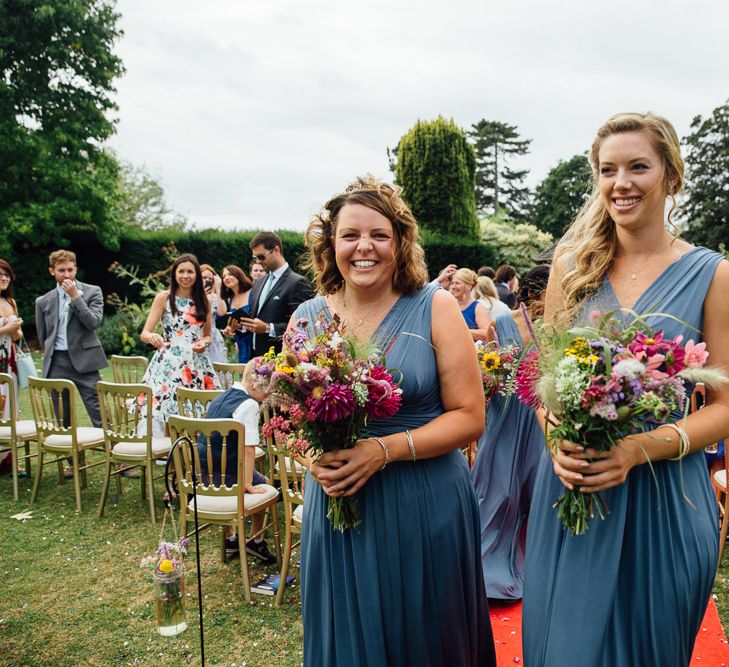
[
  {"left": 118, "top": 161, "right": 189, "bottom": 232},
  {"left": 682, "top": 99, "right": 729, "bottom": 250},
  {"left": 480, "top": 211, "right": 553, "bottom": 274},
  {"left": 0, "top": 0, "right": 125, "bottom": 259},
  {"left": 468, "top": 119, "right": 532, "bottom": 222},
  {"left": 389, "top": 116, "right": 479, "bottom": 239},
  {"left": 532, "top": 154, "right": 592, "bottom": 238}
]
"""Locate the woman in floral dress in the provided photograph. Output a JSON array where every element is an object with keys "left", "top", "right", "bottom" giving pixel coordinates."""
[{"left": 140, "top": 254, "right": 220, "bottom": 435}]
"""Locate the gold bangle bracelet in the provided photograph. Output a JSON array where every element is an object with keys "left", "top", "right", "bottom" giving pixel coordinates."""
[
  {"left": 405, "top": 429, "right": 417, "bottom": 462},
  {"left": 373, "top": 437, "right": 389, "bottom": 471}
]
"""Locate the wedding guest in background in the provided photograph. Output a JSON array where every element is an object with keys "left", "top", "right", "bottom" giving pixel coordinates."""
[
  {"left": 471, "top": 264, "right": 549, "bottom": 601},
  {"left": 431, "top": 263, "right": 457, "bottom": 288},
  {"left": 35, "top": 250, "right": 107, "bottom": 429},
  {"left": 297, "top": 176, "right": 495, "bottom": 666},
  {"left": 0, "top": 258, "right": 23, "bottom": 420},
  {"left": 139, "top": 254, "right": 219, "bottom": 435},
  {"left": 220, "top": 264, "right": 253, "bottom": 363},
  {"left": 494, "top": 264, "right": 518, "bottom": 309},
  {"left": 243, "top": 231, "right": 313, "bottom": 358},
  {"left": 199, "top": 360, "right": 276, "bottom": 565},
  {"left": 249, "top": 259, "right": 268, "bottom": 281},
  {"left": 200, "top": 264, "right": 228, "bottom": 363},
  {"left": 473, "top": 275, "right": 511, "bottom": 320},
  {"left": 477, "top": 266, "right": 496, "bottom": 279},
  {"left": 449, "top": 268, "right": 491, "bottom": 341},
  {"left": 523, "top": 113, "right": 729, "bottom": 666}
]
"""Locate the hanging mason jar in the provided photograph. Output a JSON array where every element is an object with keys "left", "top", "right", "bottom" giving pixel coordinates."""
[{"left": 154, "top": 562, "right": 187, "bottom": 636}]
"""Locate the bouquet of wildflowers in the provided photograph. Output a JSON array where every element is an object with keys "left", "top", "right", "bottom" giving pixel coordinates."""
[
  {"left": 140, "top": 538, "right": 189, "bottom": 635},
  {"left": 475, "top": 340, "right": 523, "bottom": 401},
  {"left": 254, "top": 314, "right": 403, "bottom": 531},
  {"left": 515, "top": 311, "right": 727, "bottom": 535}
]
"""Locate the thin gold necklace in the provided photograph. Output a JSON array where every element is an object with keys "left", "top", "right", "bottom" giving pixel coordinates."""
[
  {"left": 332, "top": 290, "right": 397, "bottom": 340},
  {"left": 616, "top": 242, "right": 675, "bottom": 281}
]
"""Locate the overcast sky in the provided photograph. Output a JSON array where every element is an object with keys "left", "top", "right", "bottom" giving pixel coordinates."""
[{"left": 110, "top": 0, "right": 728, "bottom": 232}]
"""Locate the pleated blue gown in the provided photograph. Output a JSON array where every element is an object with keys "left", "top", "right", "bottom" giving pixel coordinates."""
[
  {"left": 471, "top": 314, "right": 542, "bottom": 600},
  {"left": 297, "top": 284, "right": 496, "bottom": 667},
  {"left": 523, "top": 247, "right": 723, "bottom": 667}
]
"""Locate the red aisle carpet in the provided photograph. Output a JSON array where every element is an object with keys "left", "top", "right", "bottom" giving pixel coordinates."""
[{"left": 489, "top": 598, "right": 729, "bottom": 666}]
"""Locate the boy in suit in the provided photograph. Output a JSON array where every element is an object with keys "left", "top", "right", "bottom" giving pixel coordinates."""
[
  {"left": 238, "top": 231, "right": 313, "bottom": 357},
  {"left": 35, "top": 250, "right": 107, "bottom": 429}
]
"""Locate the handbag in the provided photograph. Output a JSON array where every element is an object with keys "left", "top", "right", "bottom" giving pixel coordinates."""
[{"left": 15, "top": 339, "right": 37, "bottom": 389}]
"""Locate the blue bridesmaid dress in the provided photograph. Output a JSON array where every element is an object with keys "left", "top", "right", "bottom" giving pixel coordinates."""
[
  {"left": 471, "top": 313, "right": 542, "bottom": 600},
  {"left": 523, "top": 247, "right": 723, "bottom": 666},
  {"left": 297, "top": 284, "right": 496, "bottom": 667}
]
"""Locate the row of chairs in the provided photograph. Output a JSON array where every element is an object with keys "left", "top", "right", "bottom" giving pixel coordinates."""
[
  {"left": 110, "top": 354, "right": 246, "bottom": 390},
  {"left": 0, "top": 362, "right": 304, "bottom": 603}
]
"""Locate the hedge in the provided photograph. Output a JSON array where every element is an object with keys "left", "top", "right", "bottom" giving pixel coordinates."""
[{"left": 10, "top": 228, "right": 498, "bottom": 339}]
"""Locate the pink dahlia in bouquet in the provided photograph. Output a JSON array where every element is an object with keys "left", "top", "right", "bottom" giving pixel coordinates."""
[
  {"left": 514, "top": 312, "right": 727, "bottom": 535},
  {"left": 475, "top": 340, "right": 523, "bottom": 401},
  {"left": 254, "top": 314, "right": 402, "bottom": 531}
]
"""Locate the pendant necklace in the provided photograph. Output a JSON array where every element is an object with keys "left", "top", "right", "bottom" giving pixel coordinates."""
[{"left": 617, "top": 242, "right": 676, "bottom": 282}]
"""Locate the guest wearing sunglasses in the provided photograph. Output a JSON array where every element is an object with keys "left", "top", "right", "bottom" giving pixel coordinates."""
[{"left": 239, "top": 231, "right": 313, "bottom": 357}]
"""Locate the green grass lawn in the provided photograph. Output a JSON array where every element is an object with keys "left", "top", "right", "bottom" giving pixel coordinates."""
[
  {"left": 0, "top": 358, "right": 303, "bottom": 667},
  {"left": 1, "top": 356, "right": 728, "bottom": 666}
]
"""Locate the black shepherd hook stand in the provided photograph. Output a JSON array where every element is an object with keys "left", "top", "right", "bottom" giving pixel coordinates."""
[{"left": 165, "top": 435, "right": 205, "bottom": 667}]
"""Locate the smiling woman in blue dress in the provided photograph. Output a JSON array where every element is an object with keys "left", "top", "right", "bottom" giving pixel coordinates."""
[
  {"left": 523, "top": 113, "right": 729, "bottom": 667},
  {"left": 296, "top": 176, "right": 496, "bottom": 667}
]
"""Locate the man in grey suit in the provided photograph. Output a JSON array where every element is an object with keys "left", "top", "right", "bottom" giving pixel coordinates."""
[
  {"left": 35, "top": 249, "right": 108, "bottom": 428},
  {"left": 238, "top": 231, "right": 313, "bottom": 357}
]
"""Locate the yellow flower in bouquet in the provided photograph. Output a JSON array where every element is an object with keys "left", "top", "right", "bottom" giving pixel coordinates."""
[
  {"left": 158, "top": 559, "right": 174, "bottom": 574},
  {"left": 479, "top": 352, "right": 501, "bottom": 373}
]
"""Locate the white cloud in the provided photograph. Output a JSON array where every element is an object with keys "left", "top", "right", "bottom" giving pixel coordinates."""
[{"left": 109, "top": 0, "right": 729, "bottom": 231}]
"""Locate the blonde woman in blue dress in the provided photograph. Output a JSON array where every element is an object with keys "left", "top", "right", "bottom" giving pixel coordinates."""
[{"left": 523, "top": 113, "right": 729, "bottom": 666}]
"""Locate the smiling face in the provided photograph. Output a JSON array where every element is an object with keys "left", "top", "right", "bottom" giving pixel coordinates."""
[
  {"left": 598, "top": 131, "right": 669, "bottom": 230},
  {"left": 449, "top": 277, "right": 469, "bottom": 300},
  {"left": 175, "top": 261, "right": 197, "bottom": 290},
  {"left": 333, "top": 204, "right": 396, "bottom": 293},
  {"left": 221, "top": 269, "right": 240, "bottom": 292}
]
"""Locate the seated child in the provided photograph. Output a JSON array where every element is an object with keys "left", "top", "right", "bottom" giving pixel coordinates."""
[{"left": 198, "top": 359, "right": 276, "bottom": 565}]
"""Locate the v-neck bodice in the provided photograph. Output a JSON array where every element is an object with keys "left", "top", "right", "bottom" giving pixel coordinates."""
[
  {"left": 294, "top": 284, "right": 443, "bottom": 437},
  {"left": 603, "top": 246, "right": 701, "bottom": 313},
  {"left": 584, "top": 247, "right": 723, "bottom": 341}
]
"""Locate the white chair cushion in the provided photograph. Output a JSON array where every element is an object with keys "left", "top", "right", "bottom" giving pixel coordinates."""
[
  {"left": 113, "top": 436, "right": 172, "bottom": 457},
  {"left": 275, "top": 458, "right": 304, "bottom": 474},
  {"left": 187, "top": 484, "right": 278, "bottom": 515},
  {"left": 293, "top": 504, "right": 304, "bottom": 524},
  {"left": 44, "top": 427, "right": 104, "bottom": 448},
  {"left": 0, "top": 420, "right": 36, "bottom": 440},
  {"left": 714, "top": 469, "right": 727, "bottom": 490}
]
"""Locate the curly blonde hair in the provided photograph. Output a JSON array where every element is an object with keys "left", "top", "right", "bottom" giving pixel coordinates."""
[
  {"left": 303, "top": 175, "right": 429, "bottom": 295},
  {"left": 555, "top": 112, "right": 684, "bottom": 324}
]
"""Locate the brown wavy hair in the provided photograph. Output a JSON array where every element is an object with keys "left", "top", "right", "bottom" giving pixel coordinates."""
[
  {"left": 220, "top": 265, "right": 252, "bottom": 301},
  {"left": 555, "top": 112, "right": 684, "bottom": 325},
  {"left": 303, "top": 175, "right": 428, "bottom": 295},
  {"left": 0, "top": 259, "right": 17, "bottom": 312}
]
